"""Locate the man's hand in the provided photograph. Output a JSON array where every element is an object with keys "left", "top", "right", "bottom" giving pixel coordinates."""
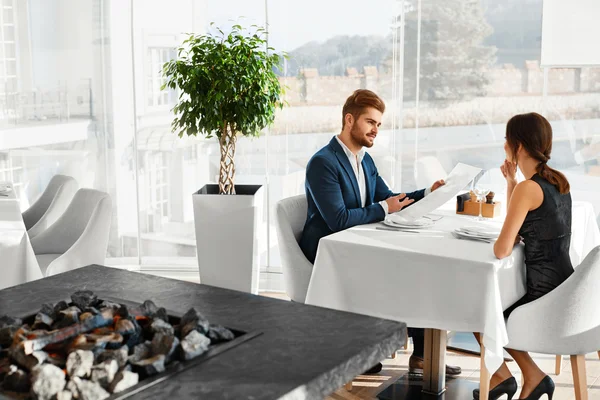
[
  {"left": 430, "top": 179, "right": 446, "bottom": 192},
  {"left": 386, "top": 193, "right": 415, "bottom": 213},
  {"left": 500, "top": 160, "right": 517, "bottom": 184}
]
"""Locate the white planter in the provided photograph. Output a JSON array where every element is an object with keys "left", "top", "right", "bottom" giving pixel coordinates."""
[{"left": 192, "top": 184, "right": 263, "bottom": 294}]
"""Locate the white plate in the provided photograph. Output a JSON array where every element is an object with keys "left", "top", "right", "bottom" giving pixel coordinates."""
[
  {"left": 454, "top": 229, "right": 497, "bottom": 240},
  {"left": 0, "top": 185, "right": 12, "bottom": 193},
  {"left": 456, "top": 226, "right": 500, "bottom": 239},
  {"left": 383, "top": 219, "right": 434, "bottom": 229}
]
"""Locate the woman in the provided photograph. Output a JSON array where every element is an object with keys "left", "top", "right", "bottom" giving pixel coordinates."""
[{"left": 474, "top": 112, "right": 572, "bottom": 400}]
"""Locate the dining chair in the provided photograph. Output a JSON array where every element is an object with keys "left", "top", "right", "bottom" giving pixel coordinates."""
[
  {"left": 275, "top": 194, "right": 313, "bottom": 303},
  {"left": 22, "top": 174, "right": 78, "bottom": 239},
  {"left": 30, "top": 189, "right": 112, "bottom": 277},
  {"left": 506, "top": 245, "right": 600, "bottom": 400}
]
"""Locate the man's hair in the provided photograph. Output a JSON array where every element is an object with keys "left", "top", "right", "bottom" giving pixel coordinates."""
[{"left": 342, "top": 89, "right": 385, "bottom": 129}]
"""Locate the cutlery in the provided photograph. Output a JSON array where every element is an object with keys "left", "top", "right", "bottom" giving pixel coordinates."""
[
  {"left": 376, "top": 226, "right": 420, "bottom": 234},
  {"left": 451, "top": 232, "right": 491, "bottom": 243},
  {"left": 423, "top": 215, "right": 444, "bottom": 221},
  {"left": 0, "top": 193, "right": 8, "bottom": 197}
]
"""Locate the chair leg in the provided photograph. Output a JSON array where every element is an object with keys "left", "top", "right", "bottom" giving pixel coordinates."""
[
  {"left": 555, "top": 355, "right": 562, "bottom": 375},
  {"left": 345, "top": 381, "right": 353, "bottom": 391},
  {"left": 570, "top": 354, "right": 588, "bottom": 400},
  {"left": 479, "top": 340, "right": 490, "bottom": 400}
]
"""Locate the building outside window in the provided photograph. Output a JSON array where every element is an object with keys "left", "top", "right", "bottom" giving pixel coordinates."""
[
  {"left": 146, "top": 47, "right": 176, "bottom": 109},
  {"left": 146, "top": 151, "right": 170, "bottom": 233}
]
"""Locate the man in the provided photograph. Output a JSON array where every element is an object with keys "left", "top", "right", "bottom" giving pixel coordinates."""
[{"left": 299, "top": 89, "right": 460, "bottom": 376}]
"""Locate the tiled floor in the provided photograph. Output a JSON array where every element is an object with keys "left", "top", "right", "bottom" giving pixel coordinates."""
[{"left": 259, "top": 291, "right": 600, "bottom": 400}]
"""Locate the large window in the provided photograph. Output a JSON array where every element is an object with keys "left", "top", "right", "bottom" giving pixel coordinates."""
[{"left": 2, "top": 0, "right": 598, "bottom": 290}]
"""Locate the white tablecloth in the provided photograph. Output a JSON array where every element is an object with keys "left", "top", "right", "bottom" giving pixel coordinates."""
[
  {"left": 305, "top": 200, "right": 600, "bottom": 374},
  {"left": 0, "top": 184, "right": 42, "bottom": 290}
]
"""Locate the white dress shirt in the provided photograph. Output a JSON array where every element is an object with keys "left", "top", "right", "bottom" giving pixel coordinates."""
[{"left": 335, "top": 135, "right": 430, "bottom": 215}]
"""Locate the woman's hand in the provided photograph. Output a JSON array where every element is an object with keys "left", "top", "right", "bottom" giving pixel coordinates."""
[{"left": 500, "top": 160, "right": 517, "bottom": 184}]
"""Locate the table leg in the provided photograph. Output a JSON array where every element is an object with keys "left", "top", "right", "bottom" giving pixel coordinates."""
[
  {"left": 479, "top": 338, "right": 490, "bottom": 400},
  {"left": 422, "top": 328, "right": 447, "bottom": 396}
]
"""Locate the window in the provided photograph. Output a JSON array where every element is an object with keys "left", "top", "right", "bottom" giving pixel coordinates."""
[
  {"left": 146, "top": 47, "right": 177, "bottom": 108},
  {"left": 147, "top": 151, "right": 170, "bottom": 231}
]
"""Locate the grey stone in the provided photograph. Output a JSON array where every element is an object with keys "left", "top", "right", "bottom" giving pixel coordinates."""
[
  {"left": 33, "top": 312, "right": 54, "bottom": 330},
  {"left": 109, "top": 370, "right": 139, "bottom": 394},
  {"left": 31, "top": 364, "right": 65, "bottom": 400},
  {"left": 150, "top": 319, "right": 174, "bottom": 336},
  {"left": 90, "top": 359, "right": 118, "bottom": 389},
  {"left": 56, "top": 390, "right": 74, "bottom": 400},
  {"left": 70, "top": 291, "right": 98, "bottom": 310},
  {"left": 65, "top": 380, "right": 79, "bottom": 399},
  {"left": 56, "top": 307, "right": 81, "bottom": 329},
  {"left": 151, "top": 333, "right": 179, "bottom": 361},
  {"left": 180, "top": 330, "right": 210, "bottom": 361},
  {"left": 9, "top": 346, "right": 47, "bottom": 371},
  {"left": 66, "top": 350, "right": 94, "bottom": 378},
  {"left": 39, "top": 303, "right": 57, "bottom": 320},
  {"left": 207, "top": 324, "right": 235, "bottom": 343},
  {"left": 180, "top": 308, "right": 210, "bottom": 337},
  {"left": 2, "top": 365, "right": 29, "bottom": 392},
  {"left": 114, "top": 319, "right": 135, "bottom": 336},
  {"left": 53, "top": 301, "right": 69, "bottom": 314},
  {"left": 0, "top": 315, "right": 22, "bottom": 329},
  {"left": 130, "top": 354, "right": 166, "bottom": 377},
  {"left": 73, "top": 376, "right": 110, "bottom": 400},
  {"left": 128, "top": 341, "right": 152, "bottom": 363},
  {"left": 95, "top": 345, "right": 128, "bottom": 369}
]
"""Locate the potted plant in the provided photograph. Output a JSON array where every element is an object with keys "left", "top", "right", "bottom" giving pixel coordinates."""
[{"left": 162, "top": 24, "right": 285, "bottom": 293}]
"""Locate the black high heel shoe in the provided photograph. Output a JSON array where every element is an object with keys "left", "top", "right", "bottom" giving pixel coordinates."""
[
  {"left": 519, "top": 375, "right": 555, "bottom": 400},
  {"left": 473, "top": 377, "right": 518, "bottom": 400}
]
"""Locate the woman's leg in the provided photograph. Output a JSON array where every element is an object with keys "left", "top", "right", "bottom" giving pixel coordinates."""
[
  {"left": 504, "top": 348, "right": 546, "bottom": 398},
  {"left": 473, "top": 333, "right": 514, "bottom": 389}
]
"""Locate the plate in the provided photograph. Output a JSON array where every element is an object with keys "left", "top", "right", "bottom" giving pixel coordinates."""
[
  {"left": 455, "top": 225, "right": 500, "bottom": 239},
  {"left": 383, "top": 218, "right": 434, "bottom": 229}
]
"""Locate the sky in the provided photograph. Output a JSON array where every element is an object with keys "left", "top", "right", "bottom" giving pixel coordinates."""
[{"left": 204, "top": 0, "right": 400, "bottom": 51}]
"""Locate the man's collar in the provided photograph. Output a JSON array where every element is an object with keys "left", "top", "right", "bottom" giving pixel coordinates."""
[{"left": 335, "top": 135, "right": 365, "bottom": 161}]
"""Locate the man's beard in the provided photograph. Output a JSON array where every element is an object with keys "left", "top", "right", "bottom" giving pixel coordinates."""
[{"left": 350, "top": 125, "right": 373, "bottom": 148}]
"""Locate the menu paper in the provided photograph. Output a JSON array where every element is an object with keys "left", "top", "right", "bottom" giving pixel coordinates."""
[{"left": 390, "top": 163, "right": 482, "bottom": 222}]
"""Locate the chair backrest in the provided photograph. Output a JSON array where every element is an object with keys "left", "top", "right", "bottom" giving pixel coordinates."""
[
  {"left": 415, "top": 156, "right": 447, "bottom": 189},
  {"left": 275, "top": 195, "right": 313, "bottom": 303},
  {"left": 23, "top": 175, "right": 78, "bottom": 232},
  {"left": 31, "top": 189, "right": 112, "bottom": 256},
  {"left": 507, "top": 245, "right": 600, "bottom": 354}
]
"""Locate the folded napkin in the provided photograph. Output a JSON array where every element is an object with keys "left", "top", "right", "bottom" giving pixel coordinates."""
[{"left": 456, "top": 225, "right": 501, "bottom": 238}]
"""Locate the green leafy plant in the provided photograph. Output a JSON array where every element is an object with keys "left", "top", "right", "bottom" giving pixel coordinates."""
[{"left": 162, "top": 24, "right": 285, "bottom": 194}]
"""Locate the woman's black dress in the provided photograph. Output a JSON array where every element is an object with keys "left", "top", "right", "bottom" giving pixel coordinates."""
[{"left": 503, "top": 174, "right": 574, "bottom": 319}]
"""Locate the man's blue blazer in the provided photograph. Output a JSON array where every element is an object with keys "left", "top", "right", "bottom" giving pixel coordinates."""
[{"left": 299, "top": 137, "right": 425, "bottom": 263}]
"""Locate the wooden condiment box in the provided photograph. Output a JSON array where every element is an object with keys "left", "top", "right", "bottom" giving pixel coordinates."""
[{"left": 456, "top": 200, "right": 501, "bottom": 218}]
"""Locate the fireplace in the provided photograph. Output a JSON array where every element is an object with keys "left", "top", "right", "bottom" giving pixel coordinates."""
[{"left": 0, "top": 291, "right": 261, "bottom": 400}]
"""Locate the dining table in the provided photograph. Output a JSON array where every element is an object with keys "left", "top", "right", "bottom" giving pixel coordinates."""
[
  {"left": 305, "top": 199, "right": 600, "bottom": 399},
  {"left": 0, "top": 182, "right": 43, "bottom": 290}
]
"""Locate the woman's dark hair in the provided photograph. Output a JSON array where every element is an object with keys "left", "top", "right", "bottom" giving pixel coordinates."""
[{"left": 506, "top": 112, "right": 570, "bottom": 194}]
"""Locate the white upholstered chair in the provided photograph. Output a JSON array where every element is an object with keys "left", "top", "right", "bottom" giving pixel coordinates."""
[
  {"left": 22, "top": 174, "right": 78, "bottom": 239},
  {"left": 275, "top": 194, "right": 313, "bottom": 303},
  {"left": 506, "top": 245, "right": 600, "bottom": 400},
  {"left": 30, "top": 189, "right": 112, "bottom": 277}
]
